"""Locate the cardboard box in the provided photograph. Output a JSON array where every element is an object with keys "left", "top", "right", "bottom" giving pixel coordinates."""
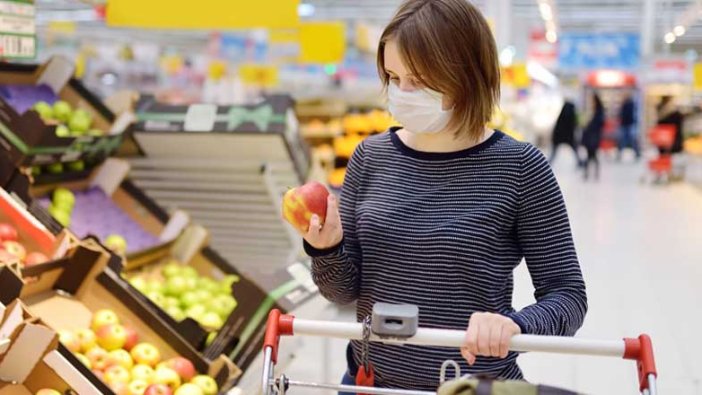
[
  {"left": 0, "top": 300, "right": 102, "bottom": 395},
  {"left": 0, "top": 57, "right": 135, "bottom": 167},
  {"left": 121, "top": 225, "right": 268, "bottom": 359},
  {"left": 0, "top": 239, "right": 241, "bottom": 393}
]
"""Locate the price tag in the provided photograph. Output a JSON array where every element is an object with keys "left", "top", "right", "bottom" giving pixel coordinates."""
[
  {"left": 184, "top": 104, "right": 217, "bottom": 132},
  {"left": 0, "top": 0, "right": 36, "bottom": 59}
]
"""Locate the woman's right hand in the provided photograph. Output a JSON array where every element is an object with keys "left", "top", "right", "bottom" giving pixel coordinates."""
[{"left": 296, "top": 194, "right": 344, "bottom": 250}]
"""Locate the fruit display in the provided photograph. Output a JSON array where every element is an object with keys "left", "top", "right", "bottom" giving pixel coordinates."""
[
  {"left": 58, "top": 309, "right": 219, "bottom": 395},
  {"left": 0, "top": 222, "right": 50, "bottom": 267},
  {"left": 126, "top": 259, "right": 239, "bottom": 332},
  {"left": 40, "top": 187, "right": 159, "bottom": 254},
  {"left": 282, "top": 181, "right": 330, "bottom": 233},
  {"left": 0, "top": 84, "right": 56, "bottom": 115}
]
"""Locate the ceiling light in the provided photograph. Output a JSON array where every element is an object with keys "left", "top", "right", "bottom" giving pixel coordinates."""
[
  {"left": 664, "top": 32, "right": 676, "bottom": 44},
  {"left": 674, "top": 25, "right": 686, "bottom": 36},
  {"left": 298, "top": 3, "right": 315, "bottom": 17},
  {"left": 546, "top": 30, "right": 558, "bottom": 43},
  {"left": 539, "top": 3, "right": 553, "bottom": 21}
]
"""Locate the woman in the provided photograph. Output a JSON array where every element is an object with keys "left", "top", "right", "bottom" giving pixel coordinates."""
[
  {"left": 550, "top": 99, "right": 581, "bottom": 166},
  {"left": 657, "top": 95, "right": 684, "bottom": 154},
  {"left": 581, "top": 93, "right": 605, "bottom": 180},
  {"left": 286, "top": 0, "right": 587, "bottom": 391}
]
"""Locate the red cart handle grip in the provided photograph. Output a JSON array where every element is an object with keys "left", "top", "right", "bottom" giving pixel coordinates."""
[
  {"left": 623, "top": 334, "right": 657, "bottom": 392},
  {"left": 263, "top": 309, "right": 295, "bottom": 363}
]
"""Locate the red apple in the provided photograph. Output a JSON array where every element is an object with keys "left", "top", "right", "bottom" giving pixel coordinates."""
[
  {"left": 104, "top": 365, "right": 132, "bottom": 387},
  {"left": 75, "top": 353, "right": 92, "bottom": 369},
  {"left": 107, "top": 349, "right": 134, "bottom": 370},
  {"left": 144, "top": 384, "right": 173, "bottom": 395},
  {"left": 76, "top": 328, "right": 98, "bottom": 352},
  {"left": 58, "top": 329, "right": 81, "bottom": 353},
  {"left": 130, "top": 343, "right": 161, "bottom": 367},
  {"left": 123, "top": 326, "right": 139, "bottom": 351},
  {"left": 109, "top": 382, "right": 129, "bottom": 395},
  {"left": 189, "top": 375, "right": 218, "bottom": 395},
  {"left": 131, "top": 364, "right": 155, "bottom": 383},
  {"left": 2, "top": 241, "right": 26, "bottom": 260},
  {"left": 96, "top": 324, "right": 128, "bottom": 351},
  {"left": 86, "top": 346, "right": 110, "bottom": 371},
  {"left": 282, "top": 181, "right": 330, "bottom": 233},
  {"left": 152, "top": 366, "right": 181, "bottom": 391},
  {"left": 91, "top": 309, "right": 120, "bottom": 331},
  {"left": 162, "top": 357, "right": 196, "bottom": 381},
  {"left": 25, "top": 252, "right": 49, "bottom": 267},
  {"left": 0, "top": 223, "right": 18, "bottom": 242},
  {"left": 34, "top": 389, "right": 61, "bottom": 395},
  {"left": 174, "top": 383, "right": 203, "bottom": 395},
  {"left": 92, "top": 369, "right": 105, "bottom": 381},
  {"left": 124, "top": 379, "right": 150, "bottom": 395}
]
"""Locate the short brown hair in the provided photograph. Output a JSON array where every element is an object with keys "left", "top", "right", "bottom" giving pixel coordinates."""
[{"left": 378, "top": 0, "right": 500, "bottom": 140}]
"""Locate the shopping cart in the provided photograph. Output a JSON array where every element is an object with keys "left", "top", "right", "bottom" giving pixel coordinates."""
[
  {"left": 261, "top": 305, "right": 658, "bottom": 395},
  {"left": 642, "top": 124, "right": 677, "bottom": 183}
]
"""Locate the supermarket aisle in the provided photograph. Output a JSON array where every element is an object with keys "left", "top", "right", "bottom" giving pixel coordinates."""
[{"left": 284, "top": 150, "right": 702, "bottom": 395}]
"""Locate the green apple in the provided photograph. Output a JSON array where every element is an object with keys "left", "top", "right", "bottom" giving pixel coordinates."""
[
  {"left": 53, "top": 187, "right": 75, "bottom": 208},
  {"left": 198, "top": 278, "right": 219, "bottom": 295},
  {"left": 161, "top": 262, "right": 182, "bottom": 278},
  {"left": 33, "top": 101, "right": 54, "bottom": 120},
  {"left": 146, "top": 291, "right": 166, "bottom": 308},
  {"left": 129, "top": 277, "right": 148, "bottom": 292},
  {"left": 105, "top": 234, "right": 128, "bottom": 254},
  {"left": 48, "top": 205, "right": 71, "bottom": 227},
  {"left": 197, "top": 312, "right": 223, "bottom": 330},
  {"left": 194, "top": 290, "right": 211, "bottom": 302},
  {"left": 205, "top": 331, "right": 218, "bottom": 347},
  {"left": 165, "top": 306, "right": 186, "bottom": 322},
  {"left": 146, "top": 280, "right": 164, "bottom": 294},
  {"left": 163, "top": 296, "right": 180, "bottom": 309},
  {"left": 190, "top": 374, "right": 218, "bottom": 395},
  {"left": 69, "top": 109, "right": 92, "bottom": 133},
  {"left": 185, "top": 305, "right": 206, "bottom": 321},
  {"left": 181, "top": 266, "right": 198, "bottom": 279},
  {"left": 88, "top": 128, "right": 103, "bottom": 137},
  {"left": 219, "top": 274, "right": 240, "bottom": 294},
  {"left": 179, "top": 291, "right": 202, "bottom": 309},
  {"left": 207, "top": 295, "right": 237, "bottom": 319},
  {"left": 53, "top": 100, "right": 72, "bottom": 122},
  {"left": 174, "top": 383, "right": 204, "bottom": 395},
  {"left": 46, "top": 162, "right": 64, "bottom": 174},
  {"left": 183, "top": 277, "right": 197, "bottom": 293},
  {"left": 55, "top": 124, "right": 71, "bottom": 137},
  {"left": 165, "top": 276, "right": 188, "bottom": 297}
]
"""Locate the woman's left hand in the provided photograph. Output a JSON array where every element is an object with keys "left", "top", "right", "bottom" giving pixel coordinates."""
[{"left": 461, "top": 312, "right": 521, "bottom": 365}]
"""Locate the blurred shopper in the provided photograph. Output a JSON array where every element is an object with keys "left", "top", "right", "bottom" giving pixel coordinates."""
[
  {"left": 285, "top": 0, "right": 587, "bottom": 392},
  {"left": 617, "top": 91, "right": 640, "bottom": 160},
  {"left": 581, "top": 93, "right": 605, "bottom": 180},
  {"left": 550, "top": 99, "right": 581, "bottom": 166},
  {"left": 657, "top": 96, "right": 685, "bottom": 154}
]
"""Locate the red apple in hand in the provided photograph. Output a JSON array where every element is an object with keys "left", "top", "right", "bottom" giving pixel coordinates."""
[
  {"left": 161, "top": 357, "right": 196, "bottom": 381},
  {"left": 282, "top": 181, "right": 330, "bottom": 233},
  {"left": 144, "top": 384, "right": 173, "bottom": 395},
  {"left": 0, "top": 223, "right": 18, "bottom": 241},
  {"left": 2, "top": 241, "right": 26, "bottom": 260},
  {"left": 25, "top": 252, "right": 49, "bottom": 267}
]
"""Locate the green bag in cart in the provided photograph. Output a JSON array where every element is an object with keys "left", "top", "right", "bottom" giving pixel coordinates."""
[{"left": 438, "top": 378, "right": 580, "bottom": 395}]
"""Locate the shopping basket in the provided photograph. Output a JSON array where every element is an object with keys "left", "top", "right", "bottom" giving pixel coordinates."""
[{"left": 261, "top": 305, "right": 658, "bottom": 395}]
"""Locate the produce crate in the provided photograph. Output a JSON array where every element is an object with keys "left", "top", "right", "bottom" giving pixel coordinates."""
[
  {"left": 0, "top": 185, "right": 77, "bottom": 279},
  {"left": 30, "top": 158, "right": 189, "bottom": 256},
  {"left": 0, "top": 56, "right": 135, "bottom": 167},
  {"left": 119, "top": 225, "right": 270, "bottom": 363},
  {"left": 0, "top": 238, "right": 241, "bottom": 394},
  {"left": 0, "top": 299, "right": 104, "bottom": 395}
]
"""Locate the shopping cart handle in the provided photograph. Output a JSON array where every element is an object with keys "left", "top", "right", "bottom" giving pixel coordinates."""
[{"left": 262, "top": 310, "right": 658, "bottom": 393}]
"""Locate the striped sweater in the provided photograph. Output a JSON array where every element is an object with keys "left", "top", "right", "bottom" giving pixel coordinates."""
[{"left": 305, "top": 129, "right": 587, "bottom": 390}]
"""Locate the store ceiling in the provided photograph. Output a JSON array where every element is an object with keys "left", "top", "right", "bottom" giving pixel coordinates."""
[{"left": 32, "top": 0, "right": 702, "bottom": 53}]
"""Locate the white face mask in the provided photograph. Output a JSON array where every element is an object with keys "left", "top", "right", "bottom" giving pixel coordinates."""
[{"left": 388, "top": 83, "right": 453, "bottom": 134}]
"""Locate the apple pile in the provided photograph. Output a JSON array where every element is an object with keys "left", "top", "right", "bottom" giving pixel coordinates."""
[
  {"left": 127, "top": 260, "right": 239, "bottom": 332},
  {"left": 0, "top": 222, "right": 50, "bottom": 268},
  {"left": 32, "top": 101, "right": 104, "bottom": 139},
  {"left": 59, "top": 309, "right": 218, "bottom": 395}
]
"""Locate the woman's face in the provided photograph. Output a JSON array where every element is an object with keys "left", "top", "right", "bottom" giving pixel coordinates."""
[{"left": 384, "top": 39, "right": 453, "bottom": 110}]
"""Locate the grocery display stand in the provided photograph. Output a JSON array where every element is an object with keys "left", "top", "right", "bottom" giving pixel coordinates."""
[{"left": 260, "top": 308, "right": 659, "bottom": 395}]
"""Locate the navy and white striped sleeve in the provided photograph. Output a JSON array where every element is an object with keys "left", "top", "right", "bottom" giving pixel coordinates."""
[
  {"left": 304, "top": 143, "right": 365, "bottom": 305},
  {"left": 509, "top": 145, "right": 588, "bottom": 336}
]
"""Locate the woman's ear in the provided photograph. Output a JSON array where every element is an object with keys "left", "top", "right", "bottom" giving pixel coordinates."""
[{"left": 442, "top": 96, "right": 455, "bottom": 111}]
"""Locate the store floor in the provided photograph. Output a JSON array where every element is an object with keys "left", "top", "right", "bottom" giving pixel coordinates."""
[{"left": 272, "top": 149, "right": 702, "bottom": 395}]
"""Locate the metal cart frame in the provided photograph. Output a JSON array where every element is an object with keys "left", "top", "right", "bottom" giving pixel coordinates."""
[{"left": 261, "top": 309, "right": 658, "bottom": 395}]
